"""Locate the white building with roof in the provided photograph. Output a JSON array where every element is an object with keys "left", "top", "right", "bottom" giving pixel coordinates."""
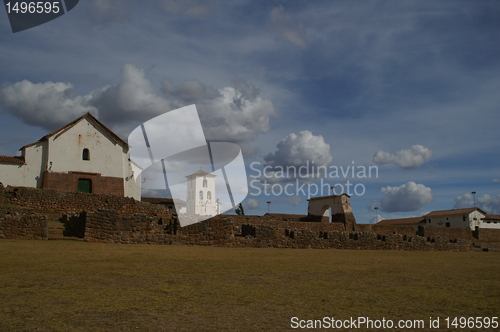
[
  {"left": 185, "top": 169, "right": 219, "bottom": 216},
  {"left": 0, "top": 113, "right": 141, "bottom": 200},
  {"left": 423, "top": 207, "right": 486, "bottom": 230}
]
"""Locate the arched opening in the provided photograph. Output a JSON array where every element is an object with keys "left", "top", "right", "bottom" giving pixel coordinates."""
[
  {"left": 321, "top": 205, "right": 332, "bottom": 222},
  {"left": 82, "top": 148, "right": 90, "bottom": 161},
  {"left": 199, "top": 190, "right": 203, "bottom": 200},
  {"left": 203, "top": 178, "right": 207, "bottom": 187},
  {"left": 207, "top": 191, "right": 211, "bottom": 200},
  {"left": 77, "top": 178, "right": 92, "bottom": 193}
]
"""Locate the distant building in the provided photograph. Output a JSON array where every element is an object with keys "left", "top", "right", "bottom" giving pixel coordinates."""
[
  {"left": 307, "top": 194, "right": 356, "bottom": 230},
  {"left": 376, "top": 207, "right": 498, "bottom": 230},
  {"left": 186, "top": 169, "right": 219, "bottom": 216},
  {"left": 481, "top": 214, "right": 500, "bottom": 229},
  {"left": 424, "top": 208, "right": 486, "bottom": 230},
  {"left": 0, "top": 113, "right": 141, "bottom": 200},
  {"left": 375, "top": 216, "right": 425, "bottom": 230}
]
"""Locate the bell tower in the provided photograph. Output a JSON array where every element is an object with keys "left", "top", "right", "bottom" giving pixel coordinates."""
[{"left": 186, "top": 169, "right": 218, "bottom": 216}]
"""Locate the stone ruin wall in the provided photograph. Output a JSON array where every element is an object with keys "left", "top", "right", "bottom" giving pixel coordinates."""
[
  {"left": 1, "top": 186, "right": 500, "bottom": 250},
  {"left": 0, "top": 206, "right": 48, "bottom": 240},
  {"left": 4, "top": 186, "right": 169, "bottom": 215},
  {"left": 51, "top": 211, "right": 500, "bottom": 251}
]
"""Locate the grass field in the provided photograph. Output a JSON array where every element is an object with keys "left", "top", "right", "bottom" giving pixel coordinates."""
[{"left": 0, "top": 240, "right": 499, "bottom": 331}]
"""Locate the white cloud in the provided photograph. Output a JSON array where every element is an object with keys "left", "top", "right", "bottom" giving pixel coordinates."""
[
  {"left": 369, "top": 215, "right": 384, "bottom": 224},
  {"left": 246, "top": 198, "right": 259, "bottom": 210},
  {"left": 264, "top": 130, "right": 332, "bottom": 174},
  {"left": 493, "top": 179, "right": 500, "bottom": 183},
  {"left": 454, "top": 193, "right": 500, "bottom": 215},
  {"left": 270, "top": 5, "right": 308, "bottom": 49},
  {"left": 0, "top": 65, "right": 275, "bottom": 145},
  {"left": 380, "top": 181, "right": 433, "bottom": 212},
  {"left": 0, "top": 80, "right": 97, "bottom": 130},
  {"left": 90, "top": 64, "right": 174, "bottom": 125},
  {"left": 178, "top": 78, "right": 278, "bottom": 143},
  {"left": 373, "top": 145, "right": 432, "bottom": 169}
]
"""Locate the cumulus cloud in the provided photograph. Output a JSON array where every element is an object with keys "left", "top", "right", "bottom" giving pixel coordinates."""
[
  {"left": 166, "top": 77, "right": 278, "bottom": 143},
  {"left": 369, "top": 215, "right": 384, "bottom": 224},
  {"left": 270, "top": 5, "right": 308, "bottom": 49},
  {"left": 380, "top": 181, "right": 433, "bottom": 212},
  {"left": 246, "top": 198, "right": 259, "bottom": 210},
  {"left": 0, "top": 80, "right": 97, "bottom": 130},
  {"left": 373, "top": 145, "right": 432, "bottom": 169},
  {"left": 90, "top": 64, "right": 174, "bottom": 125},
  {"left": 264, "top": 130, "right": 332, "bottom": 173},
  {"left": 0, "top": 65, "right": 275, "bottom": 144},
  {"left": 454, "top": 193, "right": 500, "bottom": 214}
]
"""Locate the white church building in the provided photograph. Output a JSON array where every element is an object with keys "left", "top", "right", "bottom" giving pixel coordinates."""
[
  {"left": 185, "top": 169, "right": 220, "bottom": 216},
  {"left": 0, "top": 113, "right": 141, "bottom": 200}
]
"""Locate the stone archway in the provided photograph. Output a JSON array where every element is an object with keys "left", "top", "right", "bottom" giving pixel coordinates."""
[
  {"left": 307, "top": 194, "right": 356, "bottom": 231},
  {"left": 320, "top": 204, "right": 332, "bottom": 222}
]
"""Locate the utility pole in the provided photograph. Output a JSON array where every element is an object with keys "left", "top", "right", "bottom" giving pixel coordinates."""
[
  {"left": 471, "top": 191, "right": 476, "bottom": 207},
  {"left": 267, "top": 201, "right": 271, "bottom": 214}
]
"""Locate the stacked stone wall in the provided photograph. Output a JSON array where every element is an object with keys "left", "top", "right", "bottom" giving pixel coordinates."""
[
  {"left": 6, "top": 186, "right": 169, "bottom": 215},
  {"left": 474, "top": 228, "right": 500, "bottom": 242},
  {"left": 238, "top": 224, "right": 472, "bottom": 251},
  {"left": 0, "top": 208, "right": 47, "bottom": 240},
  {"left": 2, "top": 200, "right": 500, "bottom": 250},
  {"left": 0, "top": 182, "right": 4, "bottom": 205},
  {"left": 371, "top": 225, "right": 417, "bottom": 237},
  {"left": 419, "top": 226, "right": 474, "bottom": 241}
]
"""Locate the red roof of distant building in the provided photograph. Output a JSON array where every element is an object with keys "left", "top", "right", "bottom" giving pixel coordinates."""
[
  {"left": 375, "top": 216, "right": 425, "bottom": 226},
  {"left": 0, "top": 155, "right": 25, "bottom": 164},
  {"left": 425, "top": 207, "right": 486, "bottom": 217}
]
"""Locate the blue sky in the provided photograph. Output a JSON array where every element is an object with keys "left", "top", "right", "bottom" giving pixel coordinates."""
[{"left": 1, "top": 0, "right": 499, "bottom": 222}]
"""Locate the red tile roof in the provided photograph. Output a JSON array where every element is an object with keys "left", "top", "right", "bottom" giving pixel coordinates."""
[
  {"left": 425, "top": 207, "right": 486, "bottom": 217},
  {"left": 0, "top": 155, "right": 25, "bottom": 164},
  {"left": 375, "top": 216, "right": 425, "bottom": 226}
]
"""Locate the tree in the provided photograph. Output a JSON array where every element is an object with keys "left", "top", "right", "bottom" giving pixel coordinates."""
[{"left": 235, "top": 203, "right": 245, "bottom": 215}]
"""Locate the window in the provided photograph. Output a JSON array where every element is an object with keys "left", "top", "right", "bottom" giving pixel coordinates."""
[
  {"left": 446, "top": 222, "right": 450, "bottom": 227},
  {"left": 207, "top": 191, "right": 211, "bottom": 200},
  {"left": 203, "top": 178, "right": 208, "bottom": 187},
  {"left": 199, "top": 191, "right": 203, "bottom": 200},
  {"left": 463, "top": 216, "right": 466, "bottom": 221},
  {"left": 82, "top": 148, "right": 90, "bottom": 160},
  {"left": 77, "top": 178, "right": 92, "bottom": 193}
]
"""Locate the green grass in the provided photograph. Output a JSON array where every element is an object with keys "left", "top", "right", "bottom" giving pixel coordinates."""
[{"left": 0, "top": 240, "right": 499, "bottom": 331}]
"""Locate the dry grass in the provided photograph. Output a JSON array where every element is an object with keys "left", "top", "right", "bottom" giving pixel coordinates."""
[{"left": 0, "top": 240, "right": 499, "bottom": 331}]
